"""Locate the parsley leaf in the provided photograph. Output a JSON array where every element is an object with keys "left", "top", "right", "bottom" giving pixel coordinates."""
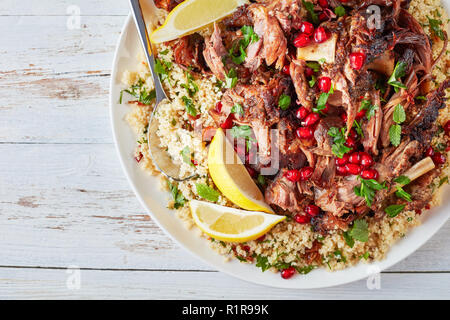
[
  {"left": 427, "top": 16, "right": 445, "bottom": 40},
  {"left": 302, "top": 0, "right": 319, "bottom": 24},
  {"left": 328, "top": 127, "right": 352, "bottom": 158},
  {"left": 394, "top": 175, "right": 411, "bottom": 185},
  {"left": 120, "top": 79, "right": 156, "bottom": 105},
  {"left": 195, "top": 183, "right": 220, "bottom": 202},
  {"left": 225, "top": 68, "right": 238, "bottom": 89},
  {"left": 314, "top": 86, "right": 334, "bottom": 113},
  {"left": 255, "top": 255, "right": 271, "bottom": 272},
  {"left": 393, "top": 104, "right": 406, "bottom": 124},
  {"left": 349, "top": 219, "right": 369, "bottom": 243},
  {"left": 354, "top": 177, "right": 387, "bottom": 206},
  {"left": 295, "top": 265, "right": 315, "bottom": 274},
  {"left": 359, "top": 99, "right": 379, "bottom": 121},
  {"left": 168, "top": 180, "right": 185, "bottom": 209},
  {"left": 180, "top": 71, "right": 199, "bottom": 97},
  {"left": 388, "top": 61, "right": 407, "bottom": 91},
  {"left": 309, "top": 75, "right": 317, "bottom": 88},
  {"left": 229, "top": 26, "right": 259, "bottom": 65},
  {"left": 334, "top": 6, "right": 346, "bottom": 17},
  {"left": 385, "top": 204, "right": 406, "bottom": 218},
  {"left": 181, "top": 96, "right": 197, "bottom": 117},
  {"left": 230, "top": 125, "right": 254, "bottom": 141},
  {"left": 231, "top": 103, "right": 244, "bottom": 116},
  {"left": 343, "top": 231, "right": 355, "bottom": 248},
  {"left": 278, "top": 94, "right": 292, "bottom": 110},
  {"left": 306, "top": 62, "right": 320, "bottom": 72},
  {"left": 180, "top": 146, "right": 194, "bottom": 167},
  {"left": 241, "top": 25, "right": 259, "bottom": 46},
  {"left": 389, "top": 124, "right": 402, "bottom": 147},
  {"left": 395, "top": 186, "right": 412, "bottom": 202}
]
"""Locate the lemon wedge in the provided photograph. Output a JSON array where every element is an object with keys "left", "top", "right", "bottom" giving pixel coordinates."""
[
  {"left": 150, "top": 0, "right": 249, "bottom": 43},
  {"left": 208, "top": 128, "right": 273, "bottom": 213},
  {"left": 190, "top": 200, "right": 285, "bottom": 242}
]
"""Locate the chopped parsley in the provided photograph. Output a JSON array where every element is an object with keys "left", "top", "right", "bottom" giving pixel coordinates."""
[
  {"left": 120, "top": 79, "right": 156, "bottom": 105},
  {"left": 180, "top": 146, "right": 194, "bottom": 167},
  {"left": 389, "top": 104, "right": 406, "bottom": 147},
  {"left": 168, "top": 180, "right": 185, "bottom": 209},
  {"left": 334, "top": 6, "right": 346, "bottom": 17},
  {"left": 395, "top": 186, "right": 412, "bottom": 202},
  {"left": 155, "top": 58, "right": 172, "bottom": 83},
  {"left": 427, "top": 16, "right": 445, "bottom": 40},
  {"left": 361, "top": 252, "right": 370, "bottom": 260},
  {"left": 228, "top": 25, "right": 259, "bottom": 65},
  {"left": 343, "top": 230, "right": 355, "bottom": 248},
  {"left": 230, "top": 125, "right": 255, "bottom": 142},
  {"left": 348, "top": 219, "right": 369, "bottom": 243},
  {"left": 328, "top": 127, "right": 352, "bottom": 158},
  {"left": 255, "top": 255, "right": 271, "bottom": 272},
  {"left": 257, "top": 174, "right": 266, "bottom": 186},
  {"left": 180, "top": 71, "right": 199, "bottom": 97},
  {"left": 385, "top": 204, "right": 406, "bottom": 218},
  {"left": 195, "top": 183, "right": 220, "bottom": 202},
  {"left": 388, "top": 61, "right": 407, "bottom": 91},
  {"left": 278, "top": 94, "right": 292, "bottom": 110},
  {"left": 359, "top": 99, "right": 379, "bottom": 121},
  {"left": 225, "top": 68, "right": 238, "bottom": 89},
  {"left": 333, "top": 250, "right": 347, "bottom": 263},
  {"left": 394, "top": 175, "right": 411, "bottom": 185},
  {"left": 302, "top": 0, "right": 319, "bottom": 24},
  {"left": 439, "top": 176, "right": 449, "bottom": 187},
  {"left": 231, "top": 103, "right": 244, "bottom": 116},
  {"left": 309, "top": 75, "right": 317, "bottom": 88},
  {"left": 181, "top": 96, "right": 197, "bottom": 117},
  {"left": 314, "top": 86, "right": 334, "bottom": 113},
  {"left": 306, "top": 61, "right": 320, "bottom": 72},
  {"left": 354, "top": 177, "right": 387, "bottom": 206}
]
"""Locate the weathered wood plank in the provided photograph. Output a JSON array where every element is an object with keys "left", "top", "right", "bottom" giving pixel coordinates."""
[
  {"left": 0, "top": 143, "right": 449, "bottom": 272},
  {"left": 0, "top": 267, "right": 448, "bottom": 299}
]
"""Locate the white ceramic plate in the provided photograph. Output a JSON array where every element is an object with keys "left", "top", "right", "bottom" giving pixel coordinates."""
[{"left": 110, "top": 1, "right": 450, "bottom": 289}]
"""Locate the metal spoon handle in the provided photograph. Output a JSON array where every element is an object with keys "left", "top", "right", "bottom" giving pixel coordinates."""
[{"left": 129, "top": 0, "right": 168, "bottom": 103}]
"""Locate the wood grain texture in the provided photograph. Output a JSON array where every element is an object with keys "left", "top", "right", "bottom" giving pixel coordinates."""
[{"left": 0, "top": 0, "right": 448, "bottom": 299}]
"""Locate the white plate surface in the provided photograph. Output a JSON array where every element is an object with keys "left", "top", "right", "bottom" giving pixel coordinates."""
[{"left": 110, "top": 1, "right": 450, "bottom": 289}]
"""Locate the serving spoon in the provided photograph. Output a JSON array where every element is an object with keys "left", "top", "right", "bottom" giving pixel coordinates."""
[{"left": 129, "top": 0, "right": 197, "bottom": 181}]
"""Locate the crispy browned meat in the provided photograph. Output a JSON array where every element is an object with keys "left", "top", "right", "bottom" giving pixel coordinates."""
[
  {"left": 265, "top": 169, "right": 306, "bottom": 213},
  {"left": 290, "top": 60, "right": 314, "bottom": 110},
  {"left": 154, "top": 0, "right": 183, "bottom": 12},
  {"left": 203, "top": 23, "right": 228, "bottom": 81},
  {"left": 170, "top": 33, "right": 206, "bottom": 72},
  {"left": 361, "top": 91, "right": 383, "bottom": 155}
]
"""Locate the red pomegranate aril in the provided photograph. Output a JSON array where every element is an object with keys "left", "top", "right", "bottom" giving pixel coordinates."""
[
  {"left": 282, "top": 64, "right": 290, "bottom": 75},
  {"left": 349, "top": 52, "right": 366, "bottom": 70},
  {"left": 356, "top": 108, "right": 366, "bottom": 120},
  {"left": 294, "top": 214, "right": 311, "bottom": 224},
  {"left": 318, "top": 0, "right": 329, "bottom": 8},
  {"left": 221, "top": 115, "right": 233, "bottom": 129},
  {"left": 345, "top": 163, "right": 361, "bottom": 175},
  {"left": 305, "top": 204, "right": 320, "bottom": 217},
  {"left": 296, "top": 127, "right": 314, "bottom": 139},
  {"left": 444, "top": 120, "right": 450, "bottom": 135},
  {"left": 246, "top": 166, "right": 257, "bottom": 178},
  {"left": 349, "top": 152, "right": 361, "bottom": 164},
  {"left": 285, "top": 169, "right": 301, "bottom": 182},
  {"left": 336, "top": 165, "right": 348, "bottom": 175},
  {"left": 242, "top": 245, "right": 251, "bottom": 252},
  {"left": 360, "top": 152, "right": 374, "bottom": 168},
  {"left": 341, "top": 112, "right": 348, "bottom": 123},
  {"left": 296, "top": 106, "right": 310, "bottom": 120},
  {"left": 215, "top": 101, "right": 222, "bottom": 113},
  {"left": 303, "top": 112, "right": 320, "bottom": 126},
  {"left": 432, "top": 152, "right": 446, "bottom": 165},
  {"left": 425, "top": 146, "right": 435, "bottom": 157},
  {"left": 335, "top": 153, "right": 349, "bottom": 166},
  {"left": 314, "top": 27, "right": 329, "bottom": 43},
  {"left": 361, "top": 168, "right": 379, "bottom": 180},
  {"left": 319, "top": 12, "right": 328, "bottom": 22},
  {"left": 281, "top": 266, "right": 296, "bottom": 279},
  {"left": 349, "top": 128, "right": 358, "bottom": 140},
  {"left": 299, "top": 166, "right": 314, "bottom": 181},
  {"left": 300, "top": 21, "right": 314, "bottom": 36},
  {"left": 305, "top": 67, "right": 315, "bottom": 77},
  {"left": 322, "top": 103, "right": 330, "bottom": 114},
  {"left": 345, "top": 136, "right": 357, "bottom": 148},
  {"left": 294, "top": 33, "right": 311, "bottom": 48},
  {"left": 318, "top": 77, "right": 332, "bottom": 92}
]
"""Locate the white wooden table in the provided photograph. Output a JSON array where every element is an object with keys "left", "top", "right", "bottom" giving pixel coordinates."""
[{"left": 0, "top": 0, "right": 449, "bottom": 299}]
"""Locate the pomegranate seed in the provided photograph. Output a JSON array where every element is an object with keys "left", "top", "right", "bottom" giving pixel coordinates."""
[
  {"left": 359, "top": 152, "right": 374, "bottom": 168},
  {"left": 296, "top": 126, "right": 314, "bottom": 139},
  {"left": 300, "top": 21, "right": 314, "bottom": 36},
  {"left": 242, "top": 245, "right": 251, "bottom": 252},
  {"left": 319, "top": 12, "right": 328, "bottom": 22},
  {"left": 432, "top": 152, "right": 446, "bottom": 165},
  {"left": 246, "top": 166, "right": 257, "bottom": 178},
  {"left": 425, "top": 146, "right": 435, "bottom": 157},
  {"left": 345, "top": 163, "right": 361, "bottom": 175},
  {"left": 336, "top": 165, "right": 348, "bottom": 175},
  {"left": 349, "top": 52, "right": 366, "bottom": 70},
  {"left": 361, "top": 168, "right": 379, "bottom": 180},
  {"left": 349, "top": 152, "right": 361, "bottom": 164},
  {"left": 303, "top": 113, "right": 320, "bottom": 126},
  {"left": 444, "top": 120, "right": 450, "bottom": 135},
  {"left": 281, "top": 267, "right": 296, "bottom": 279},
  {"left": 296, "top": 106, "right": 310, "bottom": 120},
  {"left": 356, "top": 108, "right": 366, "bottom": 120},
  {"left": 349, "top": 128, "right": 358, "bottom": 140},
  {"left": 318, "top": 77, "right": 332, "bottom": 92},
  {"left": 314, "top": 27, "right": 329, "bottom": 43},
  {"left": 221, "top": 115, "right": 233, "bottom": 129},
  {"left": 322, "top": 103, "right": 330, "bottom": 114},
  {"left": 305, "top": 67, "right": 315, "bottom": 77},
  {"left": 282, "top": 64, "right": 290, "bottom": 75},
  {"left": 318, "top": 0, "right": 329, "bottom": 8},
  {"left": 305, "top": 204, "right": 320, "bottom": 217},
  {"left": 285, "top": 169, "right": 300, "bottom": 182},
  {"left": 299, "top": 166, "right": 314, "bottom": 181},
  {"left": 215, "top": 101, "right": 222, "bottom": 113},
  {"left": 336, "top": 153, "right": 349, "bottom": 166},
  {"left": 294, "top": 33, "right": 311, "bottom": 48},
  {"left": 345, "top": 136, "right": 357, "bottom": 148},
  {"left": 294, "top": 214, "right": 311, "bottom": 224},
  {"left": 340, "top": 112, "right": 348, "bottom": 123}
]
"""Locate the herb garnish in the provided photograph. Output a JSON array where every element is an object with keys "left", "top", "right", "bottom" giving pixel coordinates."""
[
  {"left": 168, "top": 180, "right": 185, "bottom": 209},
  {"left": 229, "top": 25, "right": 259, "bottom": 65},
  {"left": 385, "top": 204, "right": 406, "bottom": 218},
  {"left": 309, "top": 75, "right": 317, "bottom": 88},
  {"left": 306, "top": 62, "right": 320, "bottom": 72},
  {"left": 180, "top": 71, "right": 199, "bottom": 97},
  {"left": 427, "top": 16, "right": 445, "bottom": 40},
  {"left": 394, "top": 175, "right": 411, "bottom": 185},
  {"left": 302, "top": 0, "right": 319, "bottom": 24},
  {"left": 359, "top": 99, "right": 378, "bottom": 121},
  {"left": 180, "top": 146, "right": 194, "bottom": 167},
  {"left": 328, "top": 127, "right": 352, "bottom": 158},
  {"left": 343, "top": 230, "right": 355, "bottom": 248},
  {"left": 225, "top": 68, "right": 238, "bottom": 89},
  {"left": 181, "top": 96, "right": 197, "bottom": 117},
  {"left": 314, "top": 86, "right": 334, "bottom": 113},
  {"left": 388, "top": 61, "right": 407, "bottom": 91},
  {"left": 278, "top": 94, "right": 292, "bottom": 110},
  {"left": 155, "top": 58, "right": 172, "bottom": 83},
  {"left": 195, "top": 183, "right": 220, "bottom": 202},
  {"left": 348, "top": 219, "right": 369, "bottom": 243},
  {"left": 334, "top": 6, "right": 346, "bottom": 17},
  {"left": 231, "top": 103, "right": 244, "bottom": 116},
  {"left": 389, "top": 104, "right": 406, "bottom": 147},
  {"left": 395, "top": 186, "right": 412, "bottom": 202},
  {"left": 120, "top": 79, "right": 156, "bottom": 105},
  {"left": 354, "top": 177, "right": 387, "bottom": 206}
]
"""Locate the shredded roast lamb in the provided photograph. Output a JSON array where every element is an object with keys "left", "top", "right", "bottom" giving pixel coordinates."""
[{"left": 158, "top": 0, "right": 449, "bottom": 234}]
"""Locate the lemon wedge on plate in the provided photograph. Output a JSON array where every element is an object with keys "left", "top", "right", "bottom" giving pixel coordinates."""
[
  {"left": 208, "top": 128, "right": 273, "bottom": 213},
  {"left": 190, "top": 200, "right": 285, "bottom": 242},
  {"left": 150, "top": 0, "right": 249, "bottom": 43}
]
